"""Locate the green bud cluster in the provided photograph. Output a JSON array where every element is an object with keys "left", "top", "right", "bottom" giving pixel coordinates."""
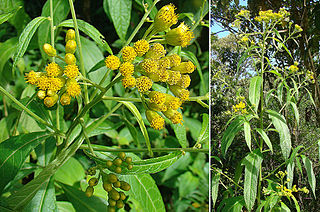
[
  {"left": 105, "top": 152, "right": 133, "bottom": 174},
  {"left": 102, "top": 173, "right": 131, "bottom": 211},
  {"left": 85, "top": 177, "right": 99, "bottom": 197}
]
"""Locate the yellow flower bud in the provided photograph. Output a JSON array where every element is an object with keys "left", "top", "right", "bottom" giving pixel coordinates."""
[
  {"left": 169, "top": 85, "right": 190, "bottom": 101},
  {"left": 165, "top": 22, "right": 194, "bottom": 47},
  {"left": 43, "top": 43, "right": 56, "bottom": 57},
  {"left": 171, "top": 61, "right": 195, "bottom": 74},
  {"left": 37, "top": 90, "right": 46, "bottom": 100},
  {"left": 60, "top": 93, "right": 71, "bottom": 106},
  {"left": 146, "top": 110, "right": 165, "bottom": 130},
  {"left": 133, "top": 39, "right": 149, "bottom": 57},
  {"left": 65, "top": 29, "right": 76, "bottom": 42},
  {"left": 163, "top": 109, "right": 183, "bottom": 124},
  {"left": 65, "top": 53, "right": 76, "bottom": 65},
  {"left": 46, "top": 90, "right": 56, "bottom": 97},
  {"left": 148, "top": 91, "right": 166, "bottom": 105},
  {"left": 154, "top": 4, "right": 178, "bottom": 32},
  {"left": 44, "top": 94, "right": 59, "bottom": 107},
  {"left": 65, "top": 40, "right": 77, "bottom": 54},
  {"left": 145, "top": 43, "right": 166, "bottom": 60}
]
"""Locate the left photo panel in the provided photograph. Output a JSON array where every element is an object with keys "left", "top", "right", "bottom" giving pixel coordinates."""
[{"left": 0, "top": 0, "right": 210, "bottom": 211}]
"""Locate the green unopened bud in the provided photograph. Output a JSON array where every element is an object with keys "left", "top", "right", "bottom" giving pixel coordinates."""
[
  {"left": 109, "top": 189, "right": 120, "bottom": 200},
  {"left": 115, "top": 166, "right": 122, "bottom": 174},
  {"left": 43, "top": 43, "right": 56, "bottom": 57},
  {"left": 113, "top": 181, "right": 121, "bottom": 188},
  {"left": 65, "top": 40, "right": 77, "bottom": 54},
  {"left": 120, "top": 181, "right": 131, "bottom": 191},
  {"left": 103, "top": 183, "right": 113, "bottom": 192},
  {"left": 85, "top": 186, "right": 94, "bottom": 197},
  {"left": 114, "top": 158, "right": 122, "bottom": 166},
  {"left": 118, "top": 152, "right": 126, "bottom": 160},
  {"left": 108, "top": 174, "right": 118, "bottom": 183},
  {"left": 88, "top": 177, "right": 98, "bottom": 187},
  {"left": 127, "top": 164, "right": 133, "bottom": 170},
  {"left": 125, "top": 157, "right": 132, "bottom": 164},
  {"left": 108, "top": 198, "right": 116, "bottom": 207},
  {"left": 107, "top": 206, "right": 116, "bottom": 212},
  {"left": 44, "top": 94, "right": 59, "bottom": 107},
  {"left": 119, "top": 191, "right": 126, "bottom": 200},
  {"left": 116, "top": 200, "right": 124, "bottom": 208},
  {"left": 60, "top": 93, "right": 71, "bottom": 106},
  {"left": 66, "top": 29, "right": 76, "bottom": 42},
  {"left": 106, "top": 160, "right": 113, "bottom": 168}
]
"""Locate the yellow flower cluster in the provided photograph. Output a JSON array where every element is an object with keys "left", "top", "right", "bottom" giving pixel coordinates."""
[
  {"left": 288, "top": 61, "right": 299, "bottom": 73},
  {"left": 25, "top": 29, "right": 81, "bottom": 107},
  {"left": 104, "top": 43, "right": 194, "bottom": 129},
  {"left": 232, "top": 101, "right": 247, "bottom": 114},
  {"left": 254, "top": 8, "right": 289, "bottom": 23}
]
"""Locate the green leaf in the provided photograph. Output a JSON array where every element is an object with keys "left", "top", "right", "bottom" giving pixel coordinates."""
[
  {"left": 242, "top": 149, "right": 263, "bottom": 211},
  {"left": 217, "top": 196, "right": 245, "bottom": 212},
  {"left": 87, "top": 59, "right": 105, "bottom": 74},
  {"left": 13, "top": 17, "right": 48, "bottom": 70},
  {"left": 301, "top": 155, "right": 316, "bottom": 198},
  {"left": 0, "top": 37, "right": 18, "bottom": 74},
  {"left": 170, "top": 120, "right": 188, "bottom": 148},
  {"left": 178, "top": 171, "right": 199, "bottom": 198},
  {"left": 221, "top": 116, "right": 245, "bottom": 156},
  {"left": 268, "top": 111, "right": 291, "bottom": 159},
  {"left": 280, "top": 202, "right": 291, "bottom": 212},
  {"left": 38, "top": 0, "right": 70, "bottom": 59},
  {"left": 212, "top": 172, "right": 220, "bottom": 208},
  {"left": 162, "top": 152, "right": 192, "bottom": 182},
  {"left": 23, "top": 177, "right": 57, "bottom": 212},
  {"left": 255, "top": 128, "right": 273, "bottom": 153},
  {"left": 56, "top": 202, "right": 76, "bottom": 212},
  {"left": 6, "top": 136, "right": 85, "bottom": 210},
  {"left": 58, "top": 19, "right": 112, "bottom": 54},
  {"left": 244, "top": 121, "right": 251, "bottom": 151},
  {"left": 134, "top": 0, "right": 158, "bottom": 18},
  {"left": 249, "top": 76, "right": 262, "bottom": 112},
  {"left": 84, "top": 150, "right": 183, "bottom": 175},
  {"left": 290, "top": 101, "right": 299, "bottom": 127},
  {"left": 286, "top": 160, "right": 295, "bottom": 189},
  {"left": 0, "top": 118, "right": 9, "bottom": 143},
  {"left": 0, "top": 6, "right": 21, "bottom": 25},
  {"left": 55, "top": 157, "right": 85, "bottom": 186},
  {"left": 196, "top": 113, "right": 209, "bottom": 145},
  {"left": 120, "top": 101, "right": 152, "bottom": 155},
  {"left": 0, "top": 131, "right": 50, "bottom": 194},
  {"left": 106, "top": 0, "right": 132, "bottom": 40},
  {"left": 60, "top": 183, "right": 109, "bottom": 211},
  {"left": 121, "top": 174, "right": 165, "bottom": 212},
  {"left": 237, "top": 45, "right": 259, "bottom": 73}
]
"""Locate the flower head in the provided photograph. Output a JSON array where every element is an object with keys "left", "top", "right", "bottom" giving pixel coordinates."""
[
  {"left": 167, "top": 71, "right": 181, "bottom": 85},
  {"left": 65, "top": 29, "right": 76, "bottom": 42},
  {"left": 141, "top": 59, "right": 158, "bottom": 73},
  {"left": 159, "top": 57, "right": 170, "bottom": 69},
  {"left": 148, "top": 91, "right": 166, "bottom": 105},
  {"left": 60, "top": 93, "right": 71, "bottom": 106},
  {"left": 168, "top": 54, "right": 181, "bottom": 67},
  {"left": 169, "top": 85, "right": 190, "bottom": 101},
  {"left": 119, "top": 62, "right": 135, "bottom": 77},
  {"left": 163, "top": 109, "right": 183, "bottom": 124},
  {"left": 172, "top": 61, "right": 195, "bottom": 74},
  {"left": 37, "top": 75, "right": 50, "bottom": 90},
  {"left": 145, "top": 43, "right": 166, "bottom": 60},
  {"left": 47, "top": 77, "right": 64, "bottom": 92},
  {"left": 122, "top": 46, "right": 137, "bottom": 62},
  {"left": 133, "top": 39, "right": 150, "bottom": 56},
  {"left": 122, "top": 76, "right": 136, "bottom": 88},
  {"left": 148, "top": 102, "right": 167, "bottom": 112},
  {"left": 66, "top": 79, "right": 81, "bottom": 97},
  {"left": 105, "top": 55, "right": 121, "bottom": 70},
  {"left": 43, "top": 43, "right": 56, "bottom": 57},
  {"left": 136, "top": 76, "right": 153, "bottom": 92},
  {"left": 65, "top": 53, "right": 76, "bottom": 65},
  {"left": 165, "top": 22, "right": 194, "bottom": 47},
  {"left": 154, "top": 4, "right": 178, "bottom": 32},
  {"left": 44, "top": 94, "right": 58, "bottom": 107},
  {"left": 146, "top": 110, "right": 165, "bottom": 130},
  {"left": 25, "top": 70, "right": 41, "bottom": 85},
  {"left": 64, "top": 64, "right": 79, "bottom": 79},
  {"left": 177, "top": 74, "right": 191, "bottom": 88},
  {"left": 158, "top": 69, "right": 169, "bottom": 82},
  {"left": 65, "top": 40, "right": 77, "bottom": 54},
  {"left": 45, "top": 62, "right": 62, "bottom": 77},
  {"left": 37, "top": 90, "right": 46, "bottom": 99},
  {"left": 164, "top": 94, "right": 182, "bottom": 110}
]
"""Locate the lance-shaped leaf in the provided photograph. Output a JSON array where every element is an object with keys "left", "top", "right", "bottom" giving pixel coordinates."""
[
  {"left": 0, "top": 131, "right": 50, "bottom": 194},
  {"left": 212, "top": 171, "right": 220, "bottom": 208},
  {"left": 242, "top": 149, "right": 263, "bottom": 211},
  {"left": 221, "top": 116, "right": 245, "bottom": 156},
  {"left": 255, "top": 128, "right": 273, "bottom": 153},
  {"left": 249, "top": 76, "right": 262, "bottom": 112},
  {"left": 243, "top": 121, "right": 251, "bottom": 151},
  {"left": 13, "top": 17, "right": 48, "bottom": 70},
  {"left": 268, "top": 110, "right": 291, "bottom": 159},
  {"left": 301, "top": 155, "right": 316, "bottom": 198},
  {"left": 84, "top": 149, "right": 183, "bottom": 175}
]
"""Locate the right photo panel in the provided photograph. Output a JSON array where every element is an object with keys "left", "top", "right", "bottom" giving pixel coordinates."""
[{"left": 211, "top": 0, "right": 320, "bottom": 211}]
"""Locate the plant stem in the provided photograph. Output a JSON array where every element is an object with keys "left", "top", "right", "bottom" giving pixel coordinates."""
[
  {"left": 49, "top": 0, "right": 55, "bottom": 63},
  {"left": 80, "top": 119, "right": 95, "bottom": 156},
  {"left": 102, "top": 95, "right": 209, "bottom": 102},
  {"left": 124, "top": 0, "right": 160, "bottom": 46},
  {"left": 68, "top": 0, "right": 89, "bottom": 104},
  {"left": 191, "top": 0, "right": 207, "bottom": 31},
  {"left": 80, "top": 145, "right": 209, "bottom": 153},
  {"left": 213, "top": 167, "right": 244, "bottom": 190},
  {"left": 89, "top": 69, "right": 112, "bottom": 102}
]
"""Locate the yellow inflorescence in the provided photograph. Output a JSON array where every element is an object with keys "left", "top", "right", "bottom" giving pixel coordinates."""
[
  {"left": 122, "top": 76, "right": 136, "bottom": 88},
  {"left": 44, "top": 94, "right": 58, "bottom": 107},
  {"left": 148, "top": 91, "right": 166, "bottom": 105},
  {"left": 141, "top": 59, "right": 158, "bottom": 74},
  {"left": 145, "top": 43, "right": 166, "bottom": 60},
  {"left": 45, "top": 62, "right": 62, "bottom": 77},
  {"left": 165, "top": 22, "right": 194, "bottom": 47},
  {"left": 60, "top": 93, "right": 71, "bottom": 106},
  {"left": 172, "top": 61, "right": 195, "bottom": 74},
  {"left": 105, "top": 55, "right": 121, "bottom": 70},
  {"left": 146, "top": 110, "right": 165, "bottom": 130},
  {"left": 47, "top": 77, "right": 64, "bottom": 92},
  {"left": 122, "top": 46, "right": 137, "bottom": 62},
  {"left": 177, "top": 74, "right": 191, "bottom": 88},
  {"left": 154, "top": 4, "right": 178, "bottom": 32},
  {"left": 136, "top": 76, "right": 153, "bottom": 92},
  {"left": 134, "top": 39, "right": 150, "bottom": 57},
  {"left": 119, "top": 62, "right": 134, "bottom": 77},
  {"left": 25, "top": 71, "right": 41, "bottom": 85},
  {"left": 64, "top": 64, "right": 79, "bottom": 79},
  {"left": 233, "top": 101, "right": 247, "bottom": 114},
  {"left": 167, "top": 71, "right": 181, "bottom": 85},
  {"left": 66, "top": 79, "right": 81, "bottom": 97},
  {"left": 170, "top": 85, "right": 190, "bottom": 101},
  {"left": 164, "top": 94, "right": 181, "bottom": 110},
  {"left": 163, "top": 109, "right": 183, "bottom": 125},
  {"left": 168, "top": 54, "right": 181, "bottom": 67}
]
